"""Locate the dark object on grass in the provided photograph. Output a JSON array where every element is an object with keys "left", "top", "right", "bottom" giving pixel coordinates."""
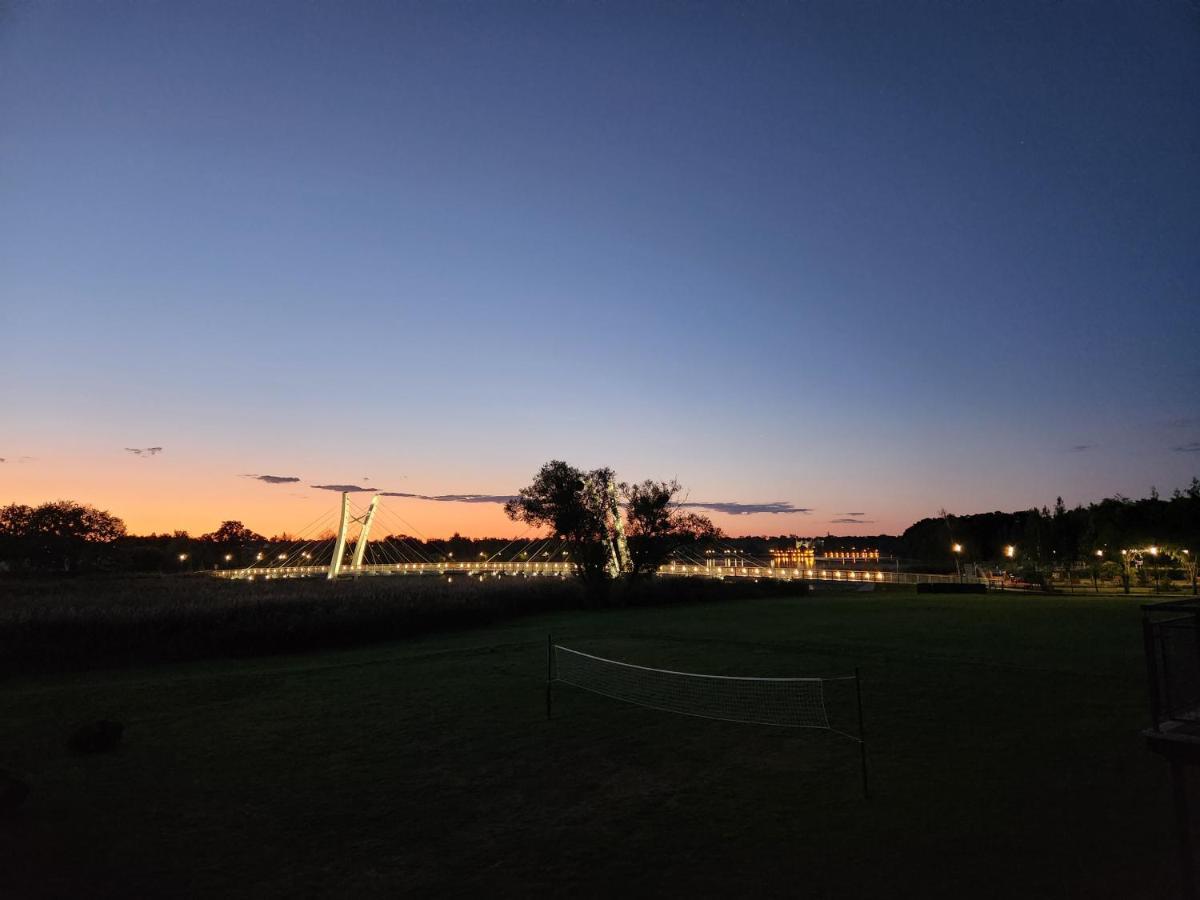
[
  {"left": 68, "top": 720, "right": 124, "bottom": 754},
  {"left": 916, "top": 583, "right": 987, "bottom": 594},
  {"left": 0, "top": 769, "right": 29, "bottom": 812}
]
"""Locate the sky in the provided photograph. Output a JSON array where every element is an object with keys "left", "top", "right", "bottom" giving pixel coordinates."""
[{"left": 2, "top": 0, "right": 1198, "bottom": 539}]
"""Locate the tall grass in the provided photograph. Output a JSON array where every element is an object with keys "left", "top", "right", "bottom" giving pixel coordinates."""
[{"left": 0, "top": 574, "right": 802, "bottom": 673}]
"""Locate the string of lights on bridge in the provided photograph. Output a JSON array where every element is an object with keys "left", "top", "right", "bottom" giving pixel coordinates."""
[{"left": 206, "top": 494, "right": 967, "bottom": 587}]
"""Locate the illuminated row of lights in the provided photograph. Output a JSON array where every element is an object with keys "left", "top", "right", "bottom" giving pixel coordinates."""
[
  {"left": 667, "top": 562, "right": 893, "bottom": 582},
  {"left": 987, "top": 545, "right": 1185, "bottom": 560}
]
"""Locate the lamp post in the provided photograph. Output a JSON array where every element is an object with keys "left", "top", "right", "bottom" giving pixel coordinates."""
[
  {"left": 1002, "top": 545, "right": 1016, "bottom": 590},
  {"left": 952, "top": 543, "right": 963, "bottom": 582}
]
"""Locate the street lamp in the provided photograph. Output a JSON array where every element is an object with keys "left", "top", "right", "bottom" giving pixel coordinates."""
[
  {"left": 1004, "top": 545, "right": 1015, "bottom": 559},
  {"left": 952, "top": 543, "right": 963, "bottom": 581}
]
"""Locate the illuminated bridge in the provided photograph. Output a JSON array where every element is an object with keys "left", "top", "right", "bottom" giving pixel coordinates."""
[{"left": 213, "top": 493, "right": 968, "bottom": 587}]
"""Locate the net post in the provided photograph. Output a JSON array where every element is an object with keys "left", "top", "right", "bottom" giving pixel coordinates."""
[
  {"left": 546, "top": 633, "right": 553, "bottom": 720},
  {"left": 854, "top": 666, "right": 869, "bottom": 801}
]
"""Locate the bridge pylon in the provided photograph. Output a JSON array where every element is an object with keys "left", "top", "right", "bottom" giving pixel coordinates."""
[
  {"left": 328, "top": 493, "right": 380, "bottom": 579},
  {"left": 350, "top": 495, "right": 380, "bottom": 570}
]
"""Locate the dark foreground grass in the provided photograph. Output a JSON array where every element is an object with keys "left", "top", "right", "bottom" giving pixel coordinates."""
[{"left": 0, "top": 590, "right": 1180, "bottom": 898}]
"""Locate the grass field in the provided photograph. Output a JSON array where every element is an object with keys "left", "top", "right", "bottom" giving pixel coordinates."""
[{"left": 0, "top": 589, "right": 1181, "bottom": 898}]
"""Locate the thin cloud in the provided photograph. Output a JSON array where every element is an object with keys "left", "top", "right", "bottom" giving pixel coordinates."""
[
  {"left": 306, "top": 487, "right": 807, "bottom": 515},
  {"left": 837, "top": 511, "right": 866, "bottom": 517},
  {"left": 125, "top": 447, "right": 163, "bottom": 457},
  {"left": 243, "top": 474, "right": 302, "bottom": 485},
  {"left": 830, "top": 517, "right": 875, "bottom": 524},
  {"left": 308, "top": 484, "right": 517, "bottom": 502},
  {"left": 1173, "top": 442, "right": 1200, "bottom": 453},
  {"left": 378, "top": 491, "right": 518, "bottom": 504},
  {"left": 1068, "top": 444, "right": 1094, "bottom": 452},
  {"left": 1168, "top": 417, "right": 1199, "bottom": 429},
  {"left": 678, "top": 501, "right": 810, "bottom": 516}
]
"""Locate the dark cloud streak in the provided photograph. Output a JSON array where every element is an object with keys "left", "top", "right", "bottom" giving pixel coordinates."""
[
  {"left": 678, "top": 501, "right": 810, "bottom": 516},
  {"left": 304, "top": 485, "right": 804, "bottom": 514},
  {"left": 378, "top": 491, "right": 518, "bottom": 504}
]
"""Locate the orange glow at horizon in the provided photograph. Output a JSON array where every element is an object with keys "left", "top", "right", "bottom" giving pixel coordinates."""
[{"left": 0, "top": 455, "right": 888, "bottom": 539}]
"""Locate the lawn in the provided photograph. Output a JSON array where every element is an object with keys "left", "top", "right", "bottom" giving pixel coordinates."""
[{"left": 0, "top": 589, "right": 1179, "bottom": 898}]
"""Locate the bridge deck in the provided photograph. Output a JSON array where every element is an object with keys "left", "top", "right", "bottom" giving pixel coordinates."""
[{"left": 212, "top": 560, "right": 968, "bottom": 585}]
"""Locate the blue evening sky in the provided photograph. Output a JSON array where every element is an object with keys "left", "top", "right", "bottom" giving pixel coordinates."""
[{"left": 2, "top": 1, "right": 1198, "bottom": 535}]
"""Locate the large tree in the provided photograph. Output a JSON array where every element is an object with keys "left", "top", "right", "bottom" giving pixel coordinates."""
[
  {"left": 623, "top": 479, "right": 720, "bottom": 579},
  {"left": 504, "top": 461, "right": 615, "bottom": 584},
  {"left": 505, "top": 463, "right": 720, "bottom": 584},
  {"left": 199, "top": 520, "right": 266, "bottom": 568},
  {"left": 200, "top": 521, "right": 265, "bottom": 548},
  {"left": 0, "top": 501, "right": 125, "bottom": 572}
]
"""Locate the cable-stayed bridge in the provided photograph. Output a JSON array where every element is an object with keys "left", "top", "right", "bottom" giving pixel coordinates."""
[
  {"left": 212, "top": 493, "right": 968, "bottom": 586},
  {"left": 209, "top": 493, "right": 972, "bottom": 586}
]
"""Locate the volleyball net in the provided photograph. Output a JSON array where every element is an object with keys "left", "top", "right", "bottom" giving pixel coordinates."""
[{"left": 546, "top": 640, "right": 869, "bottom": 797}]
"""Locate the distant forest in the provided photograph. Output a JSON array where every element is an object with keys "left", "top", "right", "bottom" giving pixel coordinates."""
[
  {"left": 900, "top": 481, "right": 1200, "bottom": 569},
  {"left": 1, "top": 481, "right": 1198, "bottom": 579}
]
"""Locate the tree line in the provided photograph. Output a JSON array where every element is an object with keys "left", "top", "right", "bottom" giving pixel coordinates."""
[
  {"left": 901, "top": 481, "right": 1200, "bottom": 592},
  {"left": 4, "top": 470, "right": 1198, "bottom": 591}
]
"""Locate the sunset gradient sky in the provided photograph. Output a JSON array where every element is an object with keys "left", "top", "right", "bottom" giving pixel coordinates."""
[{"left": 2, "top": 1, "right": 1198, "bottom": 538}]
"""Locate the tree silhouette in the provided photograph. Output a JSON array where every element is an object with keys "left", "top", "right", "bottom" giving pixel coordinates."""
[
  {"left": 623, "top": 479, "right": 720, "bottom": 579},
  {"left": 505, "top": 461, "right": 613, "bottom": 584},
  {"left": 0, "top": 501, "right": 125, "bottom": 572}
]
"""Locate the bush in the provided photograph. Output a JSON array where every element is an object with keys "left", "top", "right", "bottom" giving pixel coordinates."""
[{"left": 0, "top": 574, "right": 804, "bottom": 674}]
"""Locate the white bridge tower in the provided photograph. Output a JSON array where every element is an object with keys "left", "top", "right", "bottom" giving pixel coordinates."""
[{"left": 328, "top": 493, "right": 380, "bottom": 579}]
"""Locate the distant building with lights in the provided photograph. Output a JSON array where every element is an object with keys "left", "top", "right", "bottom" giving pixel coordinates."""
[
  {"left": 769, "top": 540, "right": 819, "bottom": 569},
  {"left": 769, "top": 540, "right": 886, "bottom": 569}
]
